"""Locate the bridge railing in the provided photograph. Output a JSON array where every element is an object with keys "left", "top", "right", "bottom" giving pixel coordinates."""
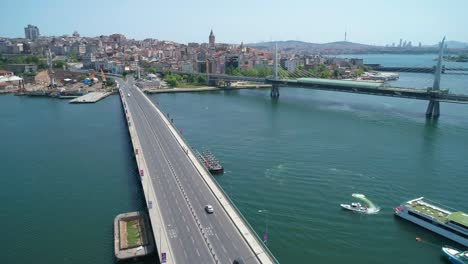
[{"left": 163, "top": 117, "right": 279, "bottom": 263}]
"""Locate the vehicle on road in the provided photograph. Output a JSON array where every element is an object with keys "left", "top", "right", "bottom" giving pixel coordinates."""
[
  {"left": 205, "top": 205, "right": 214, "bottom": 214},
  {"left": 233, "top": 258, "right": 245, "bottom": 264},
  {"left": 127, "top": 93, "right": 131, "bottom": 97}
]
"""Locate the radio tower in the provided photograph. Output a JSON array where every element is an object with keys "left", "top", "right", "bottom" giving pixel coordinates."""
[{"left": 47, "top": 49, "right": 56, "bottom": 88}]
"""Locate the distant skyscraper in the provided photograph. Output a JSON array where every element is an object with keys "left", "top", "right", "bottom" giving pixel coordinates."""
[
  {"left": 418, "top": 42, "right": 422, "bottom": 48},
  {"left": 24, "top": 24, "right": 40, "bottom": 40},
  {"left": 399, "top": 39, "right": 403, "bottom": 47},
  {"left": 209, "top": 30, "right": 215, "bottom": 48}
]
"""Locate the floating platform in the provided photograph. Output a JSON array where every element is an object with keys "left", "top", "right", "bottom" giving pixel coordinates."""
[
  {"left": 69, "top": 92, "right": 112, "bottom": 103},
  {"left": 114, "top": 211, "right": 155, "bottom": 261},
  {"left": 196, "top": 150, "right": 224, "bottom": 174}
]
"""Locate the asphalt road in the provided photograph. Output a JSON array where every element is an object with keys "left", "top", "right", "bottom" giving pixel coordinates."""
[{"left": 119, "top": 77, "right": 262, "bottom": 264}]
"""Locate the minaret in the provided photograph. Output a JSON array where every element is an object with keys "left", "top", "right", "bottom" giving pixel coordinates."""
[{"left": 209, "top": 30, "right": 215, "bottom": 48}]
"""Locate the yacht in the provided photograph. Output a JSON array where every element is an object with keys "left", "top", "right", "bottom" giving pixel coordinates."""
[{"left": 395, "top": 197, "right": 468, "bottom": 247}]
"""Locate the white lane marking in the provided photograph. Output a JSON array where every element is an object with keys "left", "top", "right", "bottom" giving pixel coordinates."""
[
  {"left": 182, "top": 215, "right": 186, "bottom": 222},
  {"left": 191, "top": 236, "right": 195, "bottom": 243},
  {"left": 196, "top": 248, "right": 200, "bottom": 257},
  {"left": 221, "top": 245, "right": 227, "bottom": 253},
  {"left": 185, "top": 225, "right": 190, "bottom": 232}
]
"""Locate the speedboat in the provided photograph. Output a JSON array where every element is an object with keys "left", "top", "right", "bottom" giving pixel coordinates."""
[
  {"left": 340, "top": 202, "right": 368, "bottom": 213},
  {"left": 442, "top": 246, "right": 468, "bottom": 264}
]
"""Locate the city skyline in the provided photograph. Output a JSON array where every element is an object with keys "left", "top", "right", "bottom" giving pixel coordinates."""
[{"left": 1, "top": 0, "right": 467, "bottom": 45}]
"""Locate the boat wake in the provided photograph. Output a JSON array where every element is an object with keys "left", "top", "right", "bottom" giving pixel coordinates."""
[{"left": 352, "top": 193, "right": 381, "bottom": 214}]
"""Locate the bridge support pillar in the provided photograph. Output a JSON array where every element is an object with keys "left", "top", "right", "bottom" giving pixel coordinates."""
[
  {"left": 270, "top": 85, "right": 279, "bottom": 98},
  {"left": 426, "top": 100, "right": 440, "bottom": 119}
]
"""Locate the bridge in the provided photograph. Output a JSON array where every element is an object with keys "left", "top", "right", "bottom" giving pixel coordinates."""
[
  {"left": 165, "top": 38, "right": 468, "bottom": 119},
  {"left": 118, "top": 76, "right": 277, "bottom": 264},
  {"left": 365, "top": 65, "right": 468, "bottom": 74}
]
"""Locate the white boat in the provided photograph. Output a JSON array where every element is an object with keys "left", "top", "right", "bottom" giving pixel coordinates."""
[
  {"left": 341, "top": 202, "right": 369, "bottom": 213},
  {"left": 442, "top": 246, "right": 468, "bottom": 264},
  {"left": 395, "top": 197, "right": 468, "bottom": 247}
]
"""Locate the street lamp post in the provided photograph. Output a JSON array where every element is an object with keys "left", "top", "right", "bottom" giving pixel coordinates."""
[{"left": 258, "top": 209, "right": 269, "bottom": 246}]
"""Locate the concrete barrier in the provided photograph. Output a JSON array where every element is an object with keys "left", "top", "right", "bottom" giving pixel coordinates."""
[
  {"left": 135, "top": 85, "right": 277, "bottom": 264},
  {"left": 119, "top": 89, "right": 175, "bottom": 264}
]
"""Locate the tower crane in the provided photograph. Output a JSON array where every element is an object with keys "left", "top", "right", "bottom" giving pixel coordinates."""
[{"left": 100, "top": 65, "right": 106, "bottom": 88}]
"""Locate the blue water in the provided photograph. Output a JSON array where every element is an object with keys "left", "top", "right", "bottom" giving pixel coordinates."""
[{"left": 1, "top": 54, "right": 467, "bottom": 264}]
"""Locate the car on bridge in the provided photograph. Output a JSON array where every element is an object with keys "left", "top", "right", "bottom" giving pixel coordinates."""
[{"left": 205, "top": 205, "right": 214, "bottom": 214}]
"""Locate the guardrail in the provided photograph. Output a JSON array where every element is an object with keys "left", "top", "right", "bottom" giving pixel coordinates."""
[{"left": 143, "top": 93, "right": 279, "bottom": 263}]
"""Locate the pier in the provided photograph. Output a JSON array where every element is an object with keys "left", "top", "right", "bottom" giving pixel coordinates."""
[
  {"left": 69, "top": 91, "right": 112, "bottom": 103},
  {"left": 114, "top": 211, "right": 155, "bottom": 260}
]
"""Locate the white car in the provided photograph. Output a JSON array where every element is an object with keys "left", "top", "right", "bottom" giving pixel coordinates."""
[
  {"left": 205, "top": 205, "right": 214, "bottom": 214},
  {"left": 127, "top": 93, "right": 131, "bottom": 97}
]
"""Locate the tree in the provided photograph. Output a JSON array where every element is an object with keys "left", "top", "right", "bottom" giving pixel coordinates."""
[
  {"left": 147, "top": 67, "right": 157, "bottom": 74},
  {"left": 68, "top": 52, "right": 80, "bottom": 62},
  {"left": 106, "top": 78, "right": 116, "bottom": 87},
  {"left": 165, "top": 75, "right": 179, "bottom": 87},
  {"left": 241, "top": 67, "right": 258, "bottom": 77},
  {"left": 196, "top": 75, "right": 206, "bottom": 84},
  {"left": 333, "top": 69, "right": 340, "bottom": 78},
  {"left": 53, "top": 60, "right": 66, "bottom": 69},
  {"left": 319, "top": 70, "right": 332, "bottom": 79},
  {"left": 257, "top": 66, "right": 273, "bottom": 77},
  {"left": 79, "top": 74, "right": 87, "bottom": 81}
]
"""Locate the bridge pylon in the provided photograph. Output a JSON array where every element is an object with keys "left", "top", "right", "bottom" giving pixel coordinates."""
[
  {"left": 270, "top": 43, "right": 280, "bottom": 98},
  {"left": 426, "top": 101, "right": 440, "bottom": 119},
  {"left": 270, "top": 84, "right": 279, "bottom": 98},
  {"left": 426, "top": 37, "right": 445, "bottom": 119}
]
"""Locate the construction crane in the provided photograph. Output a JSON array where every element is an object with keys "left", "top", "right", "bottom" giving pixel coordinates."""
[
  {"left": 47, "top": 49, "right": 56, "bottom": 88},
  {"left": 100, "top": 65, "right": 107, "bottom": 88}
]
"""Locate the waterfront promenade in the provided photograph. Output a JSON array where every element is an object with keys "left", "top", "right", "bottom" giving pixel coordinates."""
[{"left": 118, "top": 77, "right": 277, "bottom": 264}]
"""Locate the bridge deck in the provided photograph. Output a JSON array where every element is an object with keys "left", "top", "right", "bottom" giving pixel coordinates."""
[{"left": 119, "top": 77, "right": 276, "bottom": 264}]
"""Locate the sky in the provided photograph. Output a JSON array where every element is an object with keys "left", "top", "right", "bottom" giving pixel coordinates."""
[{"left": 1, "top": 0, "right": 467, "bottom": 45}]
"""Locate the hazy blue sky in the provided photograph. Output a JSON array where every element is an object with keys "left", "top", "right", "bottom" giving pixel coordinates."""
[{"left": 1, "top": 0, "right": 466, "bottom": 45}]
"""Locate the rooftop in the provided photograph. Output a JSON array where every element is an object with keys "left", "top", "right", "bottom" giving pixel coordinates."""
[
  {"left": 447, "top": 212, "right": 468, "bottom": 227},
  {"left": 407, "top": 199, "right": 451, "bottom": 224}
]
